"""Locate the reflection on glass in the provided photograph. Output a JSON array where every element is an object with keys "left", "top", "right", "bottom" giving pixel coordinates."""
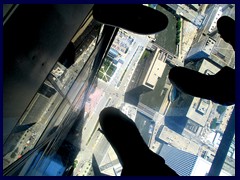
[
  {"left": 3, "top": 15, "right": 102, "bottom": 172},
  {"left": 3, "top": 81, "right": 63, "bottom": 169},
  {"left": 3, "top": 4, "right": 235, "bottom": 176}
]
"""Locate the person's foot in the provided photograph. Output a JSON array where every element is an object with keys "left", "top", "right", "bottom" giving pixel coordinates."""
[
  {"left": 217, "top": 16, "right": 235, "bottom": 50},
  {"left": 99, "top": 107, "right": 149, "bottom": 165},
  {"left": 99, "top": 107, "right": 178, "bottom": 176},
  {"left": 92, "top": 4, "right": 168, "bottom": 35},
  {"left": 169, "top": 66, "right": 235, "bottom": 105}
]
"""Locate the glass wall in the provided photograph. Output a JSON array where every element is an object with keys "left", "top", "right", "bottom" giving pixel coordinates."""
[
  {"left": 67, "top": 4, "right": 235, "bottom": 176},
  {"left": 3, "top": 11, "right": 104, "bottom": 175},
  {"left": 3, "top": 4, "right": 235, "bottom": 176}
]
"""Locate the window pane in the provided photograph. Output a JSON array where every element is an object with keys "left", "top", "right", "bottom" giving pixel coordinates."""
[
  {"left": 3, "top": 81, "right": 63, "bottom": 169},
  {"left": 3, "top": 13, "right": 102, "bottom": 172},
  {"left": 70, "top": 4, "right": 235, "bottom": 176}
]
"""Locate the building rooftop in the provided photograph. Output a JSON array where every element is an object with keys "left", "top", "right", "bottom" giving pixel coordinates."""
[
  {"left": 166, "top": 4, "right": 205, "bottom": 27},
  {"left": 203, "top": 37, "right": 215, "bottom": 55},
  {"left": 198, "top": 59, "right": 220, "bottom": 74},
  {"left": 197, "top": 99, "right": 210, "bottom": 115},
  {"left": 157, "top": 125, "right": 200, "bottom": 155},
  {"left": 199, "top": 4, "right": 235, "bottom": 68},
  {"left": 159, "top": 144, "right": 232, "bottom": 176},
  {"left": 186, "top": 59, "right": 220, "bottom": 126},
  {"left": 210, "top": 35, "right": 235, "bottom": 68},
  {"left": 192, "top": 156, "right": 231, "bottom": 176},
  {"left": 187, "top": 98, "right": 212, "bottom": 127},
  {"left": 143, "top": 49, "right": 166, "bottom": 89},
  {"left": 159, "top": 144, "right": 198, "bottom": 176},
  {"left": 135, "top": 111, "right": 154, "bottom": 145},
  {"left": 208, "top": 7, "right": 222, "bottom": 33},
  {"left": 139, "top": 47, "right": 173, "bottom": 111}
]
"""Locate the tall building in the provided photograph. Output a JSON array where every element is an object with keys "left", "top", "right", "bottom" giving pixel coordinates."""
[
  {"left": 156, "top": 125, "right": 200, "bottom": 155},
  {"left": 159, "top": 144, "right": 231, "bottom": 176},
  {"left": 166, "top": 4, "right": 205, "bottom": 27},
  {"left": 184, "top": 60, "right": 220, "bottom": 131},
  {"left": 200, "top": 5, "right": 223, "bottom": 33},
  {"left": 186, "top": 4, "right": 235, "bottom": 68},
  {"left": 165, "top": 59, "right": 220, "bottom": 136},
  {"left": 134, "top": 111, "right": 155, "bottom": 145},
  {"left": 186, "top": 36, "right": 215, "bottom": 60},
  {"left": 93, "top": 143, "right": 122, "bottom": 176},
  {"left": 112, "top": 30, "right": 134, "bottom": 54},
  {"left": 125, "top": 48, "right": 162, "bottom": 105},
  {"left": 164, "top": 57, "right": 235, "bottom": 175}
]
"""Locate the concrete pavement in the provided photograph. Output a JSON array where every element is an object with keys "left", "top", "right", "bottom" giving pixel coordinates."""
[{"left": 73, "top": 32, "right": 151, "bottom": 175}]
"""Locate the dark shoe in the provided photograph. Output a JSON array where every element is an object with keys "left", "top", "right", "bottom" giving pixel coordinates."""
[
  {"left": 169, "top": 66, "right": 235, "bottom": 105},
  {"left": 99, "top": 107, "right": 178, "bottom": 176},
  {"left": 212, "top": 66, "right": 235, "bottom": 105},
  {"left": 99, "top": 107, "right": 149, "bottom": 165},
  {"left": 92, "top": 4, "right": 168, "bottom": 35},
  {"left": 217, "top": 16, "right": 235, "bottom": 50}
]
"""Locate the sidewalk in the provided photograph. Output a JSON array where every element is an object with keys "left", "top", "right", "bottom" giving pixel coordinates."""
[{"left": 178, "top": 20, "right": 198, "bottom": 63}]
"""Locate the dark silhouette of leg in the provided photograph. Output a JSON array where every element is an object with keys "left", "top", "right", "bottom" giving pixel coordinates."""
[
  {"left": 169, "top": 66, "right": 235, "bottom": 105},
  {"left": 212, "top": 66, "right": 235, "bottom": 105},
  {"left": 99, "top": 107, "right": 178, "bottom": 176},
  {"left": 217, "top": 16, "right": 235, "bottom": 50},
  {"left": 92, "top": 4, "right": 168, "bottom": 35}
]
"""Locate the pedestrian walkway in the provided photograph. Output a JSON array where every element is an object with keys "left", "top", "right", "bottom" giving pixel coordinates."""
[{"left": 179, "top": 20, "right": 198, "bottom": 62}]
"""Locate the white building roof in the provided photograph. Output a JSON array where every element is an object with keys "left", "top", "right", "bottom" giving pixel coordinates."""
[
  {"left": 191, "top": 157, "right": 232, "bottom": 176},
  {"left": 143, "top": 48, "right": 166, "bottom": 89}
]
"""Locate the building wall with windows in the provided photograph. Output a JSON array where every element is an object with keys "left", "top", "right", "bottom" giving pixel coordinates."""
[{"left": 159, "top": 144, "right": 231, "bottom": 176}]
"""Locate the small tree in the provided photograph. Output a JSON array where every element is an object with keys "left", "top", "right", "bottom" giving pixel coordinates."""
[
  {"left": 73, "top": 160, "right": 78, "bottom": 168},
  {"left": 216, "top": 106, "right": 226, "bottom": 114},
  {"left": 176, "top": 20, "right": 181, "bottom": 30},
  {"left": 210, "top": 118, "right": 218, "bottom": 129},
  {"left": 10, "top": 153, "right": 16, "bottom": 159},
  {"left": 176, "top": 37, "right": 180, "bottom": 45}
]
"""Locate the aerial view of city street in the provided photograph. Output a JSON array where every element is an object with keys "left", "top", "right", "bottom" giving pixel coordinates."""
[
  {"left": 68, "top": 4, "right": 235, "bottom": 176},
  {"left": 3, "top": 4, "right": 235, "bottom": 176}
]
